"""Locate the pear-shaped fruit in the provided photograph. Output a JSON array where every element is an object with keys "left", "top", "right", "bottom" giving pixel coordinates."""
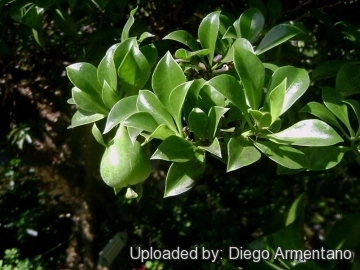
[{"left": 100, "top": 124, "right": 151, "bottom": 189}]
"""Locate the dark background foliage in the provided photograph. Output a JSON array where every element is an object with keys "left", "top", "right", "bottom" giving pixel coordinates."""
[{"left": 1, "top": 0, "right": 360, "bottom": 269}]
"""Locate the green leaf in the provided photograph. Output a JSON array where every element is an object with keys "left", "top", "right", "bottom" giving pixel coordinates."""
[
  {"left": 183, "top": 79, "right": 206, "bottom": 121},
  {"left": 254, "top": 141, "right": 308, "bottom": 169},
  {"left": 311, "top": 60, "right": 344, "bottom": 81},
  {"left": 68, "top": 110, "right": 106, "bottom": 129},
  {"left": 268, "top": 66, "right": 310, "bottom": 115},
  {"left": 98, "top": 44, "right": 118, "bottom": 91},
  {"left": 121, "top": 6, "right": 137, "bottom": 42},
  {"left": 302, "top": 146, "right": 348, "bottom": 171},
  {"left": 299, "top": 102, "right": 341, "bottom": 129},
  {"left": 249, "top": 109, "right": 272, "bottom": 130},
  {"left": 286, "top": 193, "right": 306, "bottom": 226},
  {"left": 188, "top": 108, "right": 208, "bottom": 140},
  {"left": 325, "top": 213, "right": 360, "bottom": 251},
  {"left": 267, "top": 78, "right": 286, "bottom": 124},
  {"left": 236, "top": 8, "right": 265, "bottom": 43},
  {"left": 234, "top": 42, "right": 264, "bottom": 110},
  {"left": 169, "top": 82, "right": 193, "bottom": 133},
  {"left": 139, "top": 44, "right": 158, "bottom": 69},
  {"left": 164, "top": 152, "right": 205, "bottom": 197},
  {"left": 67, "top": 63, "right": 102, "bottom": 99},
  {"left": 152, "top": 52, "right": 186, "bottom": 111},
  {"left": 72, "top": 87, "right": 108, "bottom": 114},
  {"left": 151, "top": 136, "right": 195, "bottom": 162},
  {"left": 123, "top": 112, "right": 159, "bottom": 133},
  {"left": 21, "top": 4, "right": 44, "bottom": 30},
  {"left": 266, "top": 0, "right": 282, "bottom": 23},
  {"left": 53, "top": 8, "right": 78, "bottom": 35},
  {"left": 267, "top": 119, "right": 344, "bottom": 146},
  {"left": 336, "top": 63, "right": 360, "bottom": 96},
  {"left": 163, "top": 30, "right": 200, "bottom": 51},
  {"left": 249, "top": 0, "right": 267, "bottom": 17},
  {"left": 207, "top": 106, "right": 229, "bottom": 139},
  {"left": 92, "top": 123, "right": 106, "bottom": 147},
  {"left": 344, "top": 99, "right": 360, "bottom": 134},
  {"left": 309, "top": 9, "right": 333, "bottom": 28},
  {"left": 146, "top": 124, "right": 177, "bottom": 142},
  {"left": 222, "top": 38, "right": 254, "bottom": 63},
  {"left": 113, "top": 38, "right": 138, "bottom": 70},
  {"left": 137, "top": 90, "right": 177, "bottom": 133},
  {"left": 227, "top": 137, "right": 261, "bottom": 172},
  {"left": 118, "top": 46, "right": 151, "bottom": 96},
  {"left": 104, "top": 96, "right": 138, "bottom": 133},
  {"left": 102, "top": 81, "right": 119, "bottom": 109},
  {"left": 175, "top": 48, "right": 210, "bottom": 61},
  {"left": 255, "top": 24, "right": 304, "bottom": 55},
  {"left": 322, "top": 87, "right": 353, "bottom": 136},
  {"left": 207, "top": 74, "right": 251, "bottom": 125},
  {"left": 198, "top": 11, "right": 221, "bottom": 65},
  {"left": 198, "top": 85, "right": 225, "bottom": 114},
  {"left": 138, "top": 32, "right": 155, "bottom": 43},
  {"left": 199, "top": 137, "right": 222, "bottom": 158},
  {"left": 127, "top": 126, "right": 142, "bottom": 145}
]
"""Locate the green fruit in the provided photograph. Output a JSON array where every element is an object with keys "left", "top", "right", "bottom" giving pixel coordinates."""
[{"left": 100, "top": 124, "right": 151, "bottom": 189}]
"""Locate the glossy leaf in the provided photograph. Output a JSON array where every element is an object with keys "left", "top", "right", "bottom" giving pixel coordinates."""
[
  {"left": 104, "top": 96, "right": 138, "bottom": 133},
  {"left": 123, "top": 112, "right": 159, "bottom": 133},
  {"left": 234, "top": 43, "right": 264, "bottom": 110},
  {"left": 249, "top": 0, "right": 267, "bottom": 17},
  {"left": 344, "top": 99, "right": 360, "bottom": 134},
  {"left": 302, "top": 146, "right": 348, "bottom": 171},
  {"left": 336, "top": 63, "right": 360, "bottom": 96},
  {"left": 255, "top": 24, "right": 304, "bottom": 55},
  {"left": 268, "top": 66, "right": 310, "bottom": 115},
  {"left": 175, "top": 48, "right": 210, "bottom": 61},
  {"left": 236, "top": 8, "right": 265, "bottom": 43},
  {"left": 311, "top": 60, "right": 344, "bottom": 81},
  {"left": 137, "top": 90, "right": 177, "bottom": 133},
  {"left": 164, "top": 152, "right": 205, "bottom": 197},
  {"left": 183, "top": 79, "right": 207, "bottom": 121},
  {"left": 299, "top": 102, "right": 341, "bottom": 129},
  {"left": 199, "top": 137, "right": 222, "bottom": 158},
  {"left": 267, "top": 119, "right": 344, "bottom": 146},
  {"left": 286, "top": 193, "right": 306, "bottom": 226},
  {"left": 118, "top": 46, "right": 151, "bottom": 96},
  {"left": 152, "top": 52, "right": 186, "bottom": 111},
  {"left": 21, "top": 4, "right": 43, "bottom": 30},
  {"left": 146, "top": 124, "right": 177, "bottom": 142},
  {"left": 72, "top": 87, "right": 108, "bottom": 114},
  {"left": 198, "top": 85, "right": 225, "bottom": 114},
  {"left": 139, "top": 44, "right": 158, "bottom": 69},
  {"left": 98, "top": 44, "right": 118, "bottom": 91},
  {"left": 188, "top": 108, "right": 208, "bottom": 140},
  {"left": 138, "top": 32, "right": 155, "bottom": 43},
  {"left": 207, "top": 75, "right": 251, "bottom": 125},
  {"left": 169, "top": 82, "right": 193, "bottom": 133},
  {"left": 227, "top": 137, "right": 261, "bottom": 172},
  {"left": 207, "top": 106, "right": 229, "bottom": 139},
  {"left": 249, "top": 109, "right": 272, "bottom": 129},
  {"left": 254, "top": 141, "right": 308, "bottom": 169},
  {"left": 127, "top": 126, "right": 143, "bottom": 145},
  {"left": 68, "top": 110, "right": 106, "bottom": 129},
  {"left": 92, "top": 123, "right": 106, "bottom": 147},
  {"left": 102, "top": 81, "right": 119, "bottom": 109},
  {"left": 67, "top": 63, "right": 102, "bottom": 99},
  {"left": 163, "top": 30, "right": 200, "bottom": 51},
  {"left": 151, "top": 136, "right": 195, "bottom": 162},
  {"left": 267, "top": 78, "right": 286, "bottom": 124},
  {"left": 222, "top": 38, "right": 254, "bottom": 63},
  {"left": 121, "top": 6, "right": 137, "bottom": 42},
  {"left": 322, "top": 87, "right": 353, "bottom": 135},
  {"left": 198, "top": 11, "right": 221, "bottom": 65},
  {"left": 113, "top": 38, "right": 137, "bottom": 70},
  {"left": 53, "top": 8, "right": 78, "bottom": 35}
]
